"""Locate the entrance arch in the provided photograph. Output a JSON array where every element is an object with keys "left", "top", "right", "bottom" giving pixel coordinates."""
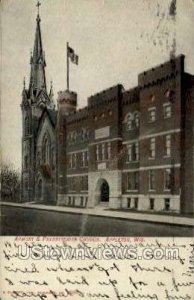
[
  {"left": 100, "top": 181, "right": 109, "bottom": 202},
  {"left": 95, "top": 178, "right": 110, "bottom": 205}
]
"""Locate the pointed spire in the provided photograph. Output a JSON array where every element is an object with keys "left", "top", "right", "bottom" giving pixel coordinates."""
[{"left": 29, "top": 0, "right": 47, "bottom": 95}]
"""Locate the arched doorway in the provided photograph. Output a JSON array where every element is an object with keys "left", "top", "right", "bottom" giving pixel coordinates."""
[
  {"left": 100, "top": 181, "right": 109, "bottom": 202},
  {"left": 95, "top": 178, "right": 110, "bottom": 205}
]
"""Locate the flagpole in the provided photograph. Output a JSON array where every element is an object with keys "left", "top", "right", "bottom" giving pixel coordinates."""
[{"left": 67, "top": 42, "right": 69, "bottom": 91}]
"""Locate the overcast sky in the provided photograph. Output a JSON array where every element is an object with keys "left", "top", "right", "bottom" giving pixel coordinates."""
[{"left": 1, "top": 0, "right": 194, "bottom": 170}]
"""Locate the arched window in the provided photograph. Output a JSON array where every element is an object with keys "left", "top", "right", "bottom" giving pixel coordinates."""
[
  {"left": 127, "top": 113, "right": 133, "bottom": 130},
  {"left": 42, "top": 133, "right": 51, "bottom": 165},
  {"left": 165, "top": 89, "right": 175, "bottom": 102},
  {"left": 134, "top": 112, "right": 140, "bottom": 128},
  {"left": 24, "top": 116, "right": 30, "bottom": 135}
]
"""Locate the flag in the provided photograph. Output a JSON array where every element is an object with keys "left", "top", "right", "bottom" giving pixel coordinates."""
[{"left": 67, "top": 45, "right": 79, "bottom": 65}]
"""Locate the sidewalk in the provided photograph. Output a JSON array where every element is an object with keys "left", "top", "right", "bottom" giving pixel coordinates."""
[{"left": 1, "top": 201, "right": 194, "bottom": 227}]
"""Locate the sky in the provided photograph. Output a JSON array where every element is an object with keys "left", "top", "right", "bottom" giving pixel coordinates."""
[{"left": 1, "top": 0, "right": 194, "bottom": 170}]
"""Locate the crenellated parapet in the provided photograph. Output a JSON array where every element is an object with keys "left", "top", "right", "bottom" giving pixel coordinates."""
[
  {"left": 138, "top": 55, "right": 185, "bottom": 89},
  {"left": 66, "top": 106, "right": 88, "bottom": 124},
  {"left": 87, "top": 84, "right": 124, "bottom": 108},
  {"left": 57, "top": 90, "right": 77, "bottom": 116},
  {"left": 122, "top": 87, "right": 139, "bottom": 105}
]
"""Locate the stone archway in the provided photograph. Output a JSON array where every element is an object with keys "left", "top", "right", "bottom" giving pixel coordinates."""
[{"left": 95, "top": 178, "right": 110, "bottom": 205}]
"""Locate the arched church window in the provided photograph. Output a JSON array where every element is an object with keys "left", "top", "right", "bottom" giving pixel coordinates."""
[
  {"left": 25, "top": 116, "right": 30, "bottom": 135},
  {"left": 42, "top": 133, "right": 51, "bottom": 165}
]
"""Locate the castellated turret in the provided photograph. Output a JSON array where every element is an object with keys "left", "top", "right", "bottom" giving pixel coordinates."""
[
  {"left": 57, "top": 90, "right": 77, "bottom": 116},
  {"left": 57, "top": 90, "right": 77, "bottom": 204}
]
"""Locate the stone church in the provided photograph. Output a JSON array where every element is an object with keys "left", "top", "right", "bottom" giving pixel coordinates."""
[{"left": 21, "top": 8, "right": 194, "bottom": 214}]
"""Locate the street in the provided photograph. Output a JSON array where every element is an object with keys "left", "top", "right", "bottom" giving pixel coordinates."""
[{"left": 1, "top": 205, "right": 193, "bottom": 236}]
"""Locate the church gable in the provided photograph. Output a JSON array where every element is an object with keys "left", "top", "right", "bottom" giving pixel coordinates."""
[{"left": 36, "top": 109, "right": 56, "bottom": 145}]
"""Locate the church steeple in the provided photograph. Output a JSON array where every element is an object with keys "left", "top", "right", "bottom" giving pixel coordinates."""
[{"left": 29, "top": 1, "right": 47, "bottom": 95}]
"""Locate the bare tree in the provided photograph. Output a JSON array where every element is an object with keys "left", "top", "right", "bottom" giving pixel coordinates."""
[{"left": 0, "top": 162, "right": 21, "bottom": 202}]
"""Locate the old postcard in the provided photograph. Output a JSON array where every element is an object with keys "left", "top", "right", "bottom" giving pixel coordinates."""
[{"left": 0, "top": 0, "right": 194, "bottom": 299}]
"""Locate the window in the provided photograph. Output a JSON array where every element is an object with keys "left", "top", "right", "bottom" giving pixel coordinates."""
[
  {"left": 127, "top": 173, "right": 132, "bottom": 190},
  {"left": 68, "top": 196, "right": 71, "bottom": 205},
  {"left": 134, "top": 112, "right": 139, "bottom": 128},
  {"left": 82, "top": 176, "right": 88, "bottom": 191},
  {"left": 150, "top": 198, "right": 155, "bottom": 210},
  {"left": 96, "top": 145, "right": 99, "bottom": 161},
  {"left": 134, "top": 142, "right": 139, "bottom": 161},
  {"left": 165, "top": 89, "right": 175, "bottom": 102},
  {"left": 164, "top": 168, "right": 172, "bottom": 190},
  {"left": 149, "top": 138, "right": 155, "bottom": 159},
  {"left": 69, "top": 155, "right": 73, "bottom": 168},
  {"left": 150, "top": 95, "right": 155, "bottom": 102},
  {"left": 164, "top": 198, "right": 170, "bottom": 211},
  {"left": 134, "top": 172, "right": 139, "bottom": 189},
  {"left": 72, "top": 154, "right": 76, "bottom": 168},
  {"left": 102, "top": 144, "right": 106, "bottom": 160},
  {"left": 85, "top": 151, "right": 88, "bottom": 166},
  {"left": 165, "top": 135, "right": 171, "bottom": 157},
  {"left": 127, "top": 198, "right": 131, "bottom": 208},
  {"left": 149, "top": 170, "right": 155, "bottom": 190},
  {"left": 163, "top": 103, "right": 172, "bottom": 118},
  {"left": 127, "top": 143, "right": 139, "bottom": 162},
  {"left": 127, "top": 172, "right": 139, "bottom": 190},
  {"left": 81, "top": 196, "right": 84, "bottom": 207},
  {"left": 107, "top": 143, "right": 111, "bottom": 159},
  {"left": 148, "top": 107, "right": 156, "bottom": 122},
  {"left": 127, "top": 145, "right": 132, "bottom": 162},
  {"left": 81, "top": 151, "right": 88, "bottom": 167},
  {"left": 134, "top": 198, "right": 138, "bottom": 209},
  {"left": 127, "top": 114, "right": 133, "bottom": 130}
]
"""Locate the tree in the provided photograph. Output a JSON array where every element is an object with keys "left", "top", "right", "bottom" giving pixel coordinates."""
[{"left": 0, "top": 162, "right": 21, "bottom": 202}]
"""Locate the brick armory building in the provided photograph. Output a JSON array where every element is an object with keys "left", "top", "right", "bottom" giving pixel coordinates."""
[{"left": 21, "top": 9, "right": 194, "bottom": 214}]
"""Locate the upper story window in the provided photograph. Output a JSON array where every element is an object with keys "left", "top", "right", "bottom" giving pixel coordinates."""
[
  {"left": 127, "top": 142, "right": 139, "bottom": 162},
  {"left": 149, "top": 138, "right": 155, "bottom": 159},
  {"left": 148, "top": 107, "right": 156, "bottom": 123},
  {"left": 134, "top": 112, "right": 140, "bottom": 128},
  {"left": 127, "top": 144, "right": 132, "bottom": 162},
  {"left": 96, "top": 145, "right": 100, "bottom": 161},
  {"left": 164, "top": 168, "right": 172, "bottom": 191},
  {"left": 72, "top": 153, "right": 77, "bottom": 169},
  {"left": 149, "top": 170, "right": 155, "bottom": 190},
  {"left": 127, "top": 114, "right": 133, "bottom": 130},
  {"left": 81, "top": 151, "right": 88, "bottom": 167},
  {"left": 24, "top": 116, "right": 30, "bottom": 135},
  {"left": 95, "top": 143, "right": 111, "bottom": 162},
  {"left": 165, "top": 89, "right": 175, "bottom": 102},
  {"left": 42, "top": 134, "right": 51, "bottom": 165},
  {"left": 163, "top": 103, "right": 172, "bottom": 119},
  {"left": 107, "top": 143, "right": 111, "bottom": 159},
  {"left": 127, "top": 172, "right": 139, "bottom": 191},
  {"left": 150, "top": 94, "right": 155, "bottom": 102},
  {"left": 165, "top": 135, "right": 171, "bottom": 157},
  {"left": 126, "top": 112, "right": 140, "bottom": 130}
]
